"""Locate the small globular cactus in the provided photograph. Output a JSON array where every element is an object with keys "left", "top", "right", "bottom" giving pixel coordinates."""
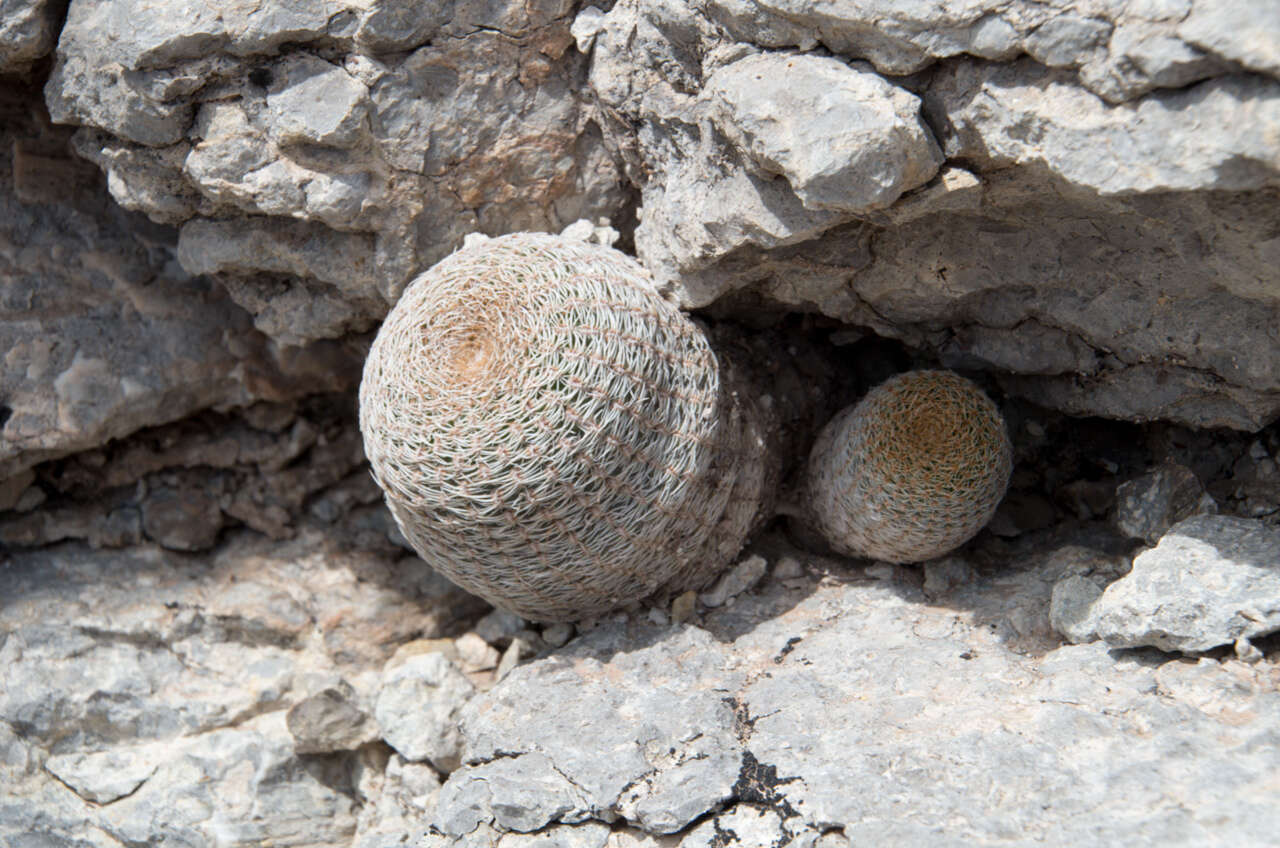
[
  {"left": 359, "top": 232, "right": 771, "bottom": 622},
  {"left": 805, "top": 370, "right": 1012, "bottom": 563}
]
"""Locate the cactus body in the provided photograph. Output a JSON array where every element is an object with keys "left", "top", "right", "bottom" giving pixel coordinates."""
[
  {"left": 807, "top": 370, "right": 1012, "bottom": 563},
  {"left": 359, "top": 233, "right": 768, "bottom": 621}
]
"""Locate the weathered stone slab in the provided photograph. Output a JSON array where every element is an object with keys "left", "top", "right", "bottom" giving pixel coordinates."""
[{"left": 1092, "top": 515, "right": 1280, "bottom": 652}]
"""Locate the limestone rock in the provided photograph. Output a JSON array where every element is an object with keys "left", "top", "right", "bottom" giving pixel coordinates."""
[
  {"left": 703, "top": 0, "right": 1279, "bottom": 102},
  {"left": 0, "top": 91, "right": 360, "bottom": 479},
  {"left": 679, "top": 805, "right": 788, "bottom": 847},
  {"left": 934, "top": 60, "right": 1280, "bottom": 195},
  {"left": 698, "top": 554, "right": 768, "bottom": 608},
  {"left": 435, "top": 752, "right": 591, "bottom": 835},
  {"left": 43, "top": 0, "right": 623, "bottom": 346},
  {"left": 421, "top": 558, "right": 1280, "bottom": 846},
  {"left": 264, "top": 54, "right": 370, "bottom": 149},
  {"left": 1092, "top": 515, "right": 1280, "bottom": 652},
  {"left": 1049, "top": 573, "right": 1105, "bottom": 644},
  {"left": 0, "top": 0, "right": 58, "bottom": 72},
  {"left": 140, "top": 484, "right": 225, "bottom": 551},
  {"left": 704, "top": 53, "right": 942, "bottom": 214},
  {"left": 44, "top": 745, "right": 162, "bottom": 805},
  {"left": 448, "top": 626, "right": 744, "bottom": 836},
  {"left": 286, "top": 683, "right": 379, "bottom": 754},
  {"left": 375, "top": 651, "right": 476, "bottom": 772},
  {"left": 586, "top": 9, "right": 942, "bottom": 296},
  {"left": 0, "top": 529, "right": 479, "bottom": 846},
  {"left": 1114, "top": 463, "right": 1216, "bottom": 545},
  {"left": 474, "top": 609, "right": 528, "bottom": 647},
  {"left": 4, "top": 1, "right": 1280, "bottom": 844},
  {"left": 1180, "top": 2, "right": 1280, "bottom": 77},
  {"left": 354, "top": 752, "right": 445, "bottom": 848},
  {"left": 570, "top": 0, "right": 1280, "bottom": 430}
]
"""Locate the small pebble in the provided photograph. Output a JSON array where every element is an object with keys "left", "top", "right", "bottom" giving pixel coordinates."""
[
  {"left": 541, "top": 622, "right": 574, "bottom": 648},
  {"left": 647, "top": 606, "right": 669, "bottom": 626},
  {"left": 474, "top": 609, "right": 526, "bottom": 646},
  {"left": 772, "top": 556, "right": 803, "bottom": 580},
  {"left": 670, "top": 590, "right": 698, "bottom": 624},
  {"left": 512, "top": 629, "right": 546, "bottom": 654},
  {"left": 496, "top": 637, "right": 531, "bottom": 681},
  {"left": 1234, "top": 637, "right": 1263, "bottom": 664},
  {"left": 454, "top": 632, "right": 499, "bottom": 672},
  {"left": 387, "top": 638, "right": 459, "bottom": 669},
  {"left": 699, "top": 555, "right": 768, "bottom": 608}
]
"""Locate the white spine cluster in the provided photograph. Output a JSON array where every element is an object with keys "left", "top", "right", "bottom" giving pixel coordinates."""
[
  {"left": 359, "top": 232, "right": 767, "bottom": 621},
  {"left": 806, "top": 370, "right": 1012, "bottom": 563}
]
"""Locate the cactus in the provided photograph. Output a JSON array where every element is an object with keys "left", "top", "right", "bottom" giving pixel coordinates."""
[
  {"left": 806, "top": 370, "right": 1012, "bottom": 563},
  {"left": 359, "top": 232, "right": 771, "bottom": 622}
]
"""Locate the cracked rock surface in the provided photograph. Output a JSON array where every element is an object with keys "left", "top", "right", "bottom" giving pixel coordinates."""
[
  {"left": 10, "top": 524, "right": 1278, "bottom": 847},
  {"left": 579, "top": 0, "right": 1280, "bottom": 428},
  {"left": 1089, "top": 514, "right": 1280, "bottom": 653},
  {"left": 0, "top": 529, "right": 485, "bottom": 846},
  {"left": 40, "top": 0, "right": 624, "bottom": 350},
  {"left": 418, "top": 543, "right": 1280, "bottom": 846},
  {"left": 3, "top": 0, "right": 1280, "bottom": 845}
]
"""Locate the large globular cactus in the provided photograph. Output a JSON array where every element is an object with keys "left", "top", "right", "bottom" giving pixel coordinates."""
[
  {"left": 359, "top": 232, "right": 772, "bottom": 621},
  {"left": 806, "top": 370, "right": 1012, "bottom": 563}
]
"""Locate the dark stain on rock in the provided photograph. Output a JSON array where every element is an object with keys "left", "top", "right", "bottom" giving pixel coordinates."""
[
  {"left": 774, "top": 635, "right": 802, "bottom": 663},
  {"left": 734, "top": 750, "right": 801, "bottom": 819}
]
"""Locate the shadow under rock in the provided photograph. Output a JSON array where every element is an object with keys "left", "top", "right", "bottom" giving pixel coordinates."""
[{"left": 680, "top": 516, "right": 1137, "bottom": 665}]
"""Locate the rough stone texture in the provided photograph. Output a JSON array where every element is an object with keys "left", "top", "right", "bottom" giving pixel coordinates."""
[
  {"left": 0, "top": 0, "right": 55, "bottom": 71},
  {"left": 451, "top": 623, "right": 745, "bottom": 836},
  {"left": 418, "top": 538, "right": 1279, "bottom": 846},
  {"left": 4, "top": 1, "right": 1280, "bottom": 844},
  {"left": 4, "top": 500, "right": 1279, "bottom": 846},
  {"left": 699, "top": 554, "right": 768, "bottom": 608},
  {"left": 1114, "top": 462, "right": 1217, "bottom": 544},
  {"left": 0, "top": 84, "right": 362, "bottom": 482},
  {"left": 1180, "top": 3, "right": 1280, "bottom": 77},
  {"left": 375, "top": 651, "right": 476, "bottom": 772},
  {"left": 578, "top": 0, "right": 1280, "bottom": 430},
  {"left": 704, "top": 0, "right": 1261, "bottom": 103},
  {"left": 286, "top": 682, "right": 379, "bottom": 755},
  {"left": 1049, "top": 573, "right": 1106, "bottom": 644},
  {"left": 42, "top": 0, "right": 625, "bottom": 347},
  {"left": 0, "top": 529, "right": 485, "bottom": 847},
  {"left": 353, "top": 751, "right": 445, "bottom": 847},
  {"left": 582, "top": 6, "right": 944, "bottom": 295},
  {"left": 0, "top": 0, "right": 58, "bottom": 73},
  {"left": 11, "top": 0, "right": 1276, "bottom": 430},
  {"left": 935, "top": 60, "right": 1280, "bottom": 195},
  {"left": 703, "top": 53, "right": 943, "bottom": 214},
  {"left": 1091, "top": 515, "right": 1280, "bottom": 652},
  {"left": 0, "top": 399, "right": 381, "bottom": 552},
  {"left": 1210, "top": 436, "right": 1280, "bottom": 522}
]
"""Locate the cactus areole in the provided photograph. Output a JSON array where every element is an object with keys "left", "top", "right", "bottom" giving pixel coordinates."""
[
  {"left": 358, "top": 233, "right": 767, "bottom": 622},
  {"left": 807, "top": 370, "right": 1013, "bottom": 564}
]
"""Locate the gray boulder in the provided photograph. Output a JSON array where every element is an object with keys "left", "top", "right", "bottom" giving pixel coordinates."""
[
  {"left": 0, "top": 91, "right": 357, "bottom": 481},
  {"left": 934, "top": 60, "right": 1280, "bottom": 195},
  {"left": 42, "top": 0, "right": 624, "bottom": 348},
  {"left": 426, "top": 567, "right": 1279, "bottom": 845},
  {"left": 704, "top": 53, "right": 942, "bottom": 214},
  {"left": 1093, "top": 515, "right": 1280, "bottom": 653},
  {"left": 0, "top": 0, "right": 58, "bottom": 72},
  {"left": 375, "top": 651, "right": 476, "bottom": 772},
  {"left": 1114, "top": 463, "right": 1217, "bottom": 545}
]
